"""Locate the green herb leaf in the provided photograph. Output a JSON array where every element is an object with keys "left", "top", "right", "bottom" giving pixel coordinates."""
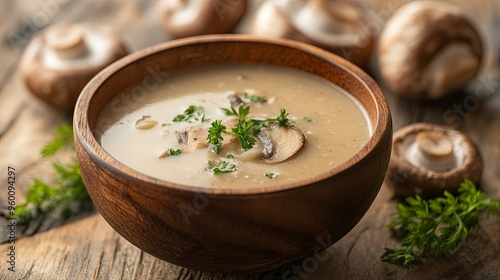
[
  {"left": 207, "top": 161, "right": 236, "bottom": 174},
  {"left": 172, "top": 105, "right": 205, "bottom": 123},
  {"left": 276, "top": 108, "right": 292, "bottom": 127},
  {"left": 40, "top": 123, "right": 73, "bottom": 157},
  {"left": 221, "top": 106, "right": 239, "bottom": 117},
  {"left": 210, "top": 106, "right": 294, "bottom": 152},
  {"left": 167, "top": 148, "right": 182, "bottom": 156},
  {"left": 265, "top": 172, "right": 277, "bottom": 179},
  {"left": 15, "top": 124, "right": 91, "bottom": 224},
  {"left": 229, "top": 119, "right": 256, "bottom": 150},
  {"left": 381, "top": 179, "right": 500, "bottom": 266},
  {"left": 207, "top": 120, "right": 227, "bottom": 154},
  {"left": 244, "top": 92, "right": 267, "bottom": 103}
]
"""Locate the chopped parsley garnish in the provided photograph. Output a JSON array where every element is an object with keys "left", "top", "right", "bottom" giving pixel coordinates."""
[
  {"left": 265, "top": 172, "right": 277, "bottom": 179},
  {"left": 208, "top": 105, "right": 293, "bottom": 154},
  {"left": 275, "top": 108, "right": 292, "bottom": 127},
  {"left": 303, "top": 117, "right": 314, "bottom": 123},
  {"left": 226, "top": 153, "right": 235, "bottom": 159},
  {"left": 172, "top": 105, "right": 205, "bottom": 123},
  {"left": 207, "top": 161, "right": 236, "bottom": 174},
  {"left": 244, "top": 92, "right": 267, "bottom": 103},
  {"left": 166, "top": 148, "right": 182, "bottom": 156},
  {"left": 207, "top": 120, "right": 226, "bottom": 154}
]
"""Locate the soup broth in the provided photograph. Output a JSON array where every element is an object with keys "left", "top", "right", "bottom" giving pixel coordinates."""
[{"left": 96, "top": 64, "right": 371, "bottom": 189}]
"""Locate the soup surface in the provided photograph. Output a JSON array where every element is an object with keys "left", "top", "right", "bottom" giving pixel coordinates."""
[{"left": 96, "top": 64, "right": 371, "bottom": 189}]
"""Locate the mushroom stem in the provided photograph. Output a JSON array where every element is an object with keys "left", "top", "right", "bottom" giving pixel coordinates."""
[{"left": 406, "top": 131, "right": 457, "bottom": 171}]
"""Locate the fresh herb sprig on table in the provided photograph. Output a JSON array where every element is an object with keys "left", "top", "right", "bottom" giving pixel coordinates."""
[
  {"left": 381, "top": 179, "right": 500, "bottom": 266},
  {"left": 15, "top": 123, "right": 91, "bottom": 224},
  {"left": 208, "top": 105, "right": 292, "bottom": 154}
]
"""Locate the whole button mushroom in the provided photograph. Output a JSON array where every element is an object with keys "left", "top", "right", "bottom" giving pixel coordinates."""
[
  {"left": 385, "top": 123, "right": 483, "bottom": 198},
  {"left": 377, "top": 1, "right": 483, "bottom": 100},
  {"left": 156, "top": 0, "right": 248, "bottom": 39},
  {"left": 248, "top": 0, "right": 375, "bottom": 68},
  {"left": 19, "top": 22, "right": 128, "bottom": 111}
]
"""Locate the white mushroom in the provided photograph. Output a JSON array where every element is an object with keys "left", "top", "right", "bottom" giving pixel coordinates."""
[
  {"left": 377, "top": 1, "right": 483, "bottom": 100},
  {"left": 386, "top": 123, "right": 483, "bottom": 197},
  {"left": 19, "top": 22, "right": 128, "bottom": 110},
  {"left": 256, "top": 126, "right": 306, "bottom": 164},
  {"left": 248, "top": 0, "right": 375, "bottom": 68},
  {"left": 156, "top": 0, "right": 248, "bottom": 39}
]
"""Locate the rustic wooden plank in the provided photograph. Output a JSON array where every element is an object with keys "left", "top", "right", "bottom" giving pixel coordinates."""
[{"left": 0, "top": 213, "right": 277, "bottom": 280}]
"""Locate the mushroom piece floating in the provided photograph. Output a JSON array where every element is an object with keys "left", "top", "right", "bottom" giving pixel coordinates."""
[
  {"left": 385, "top": 123, "right": 483, "bottom": 198},
  {"left": 256, "top": 126, "right": 306, "bottom": 164},
  {"left": 19, "top": 22, "right": 128, "bottom": 110},
  {"left": 248, "top": 0, "right": 375, "bottom": 68},
  {"left": 177, "top": 118, "right": 238, "bottom": 153},
  {"left": 156, "top": 0, "right": 248, "bottom": 39},
  {"left": 377, "top": 1, "right": 483, "bottom": 100}
]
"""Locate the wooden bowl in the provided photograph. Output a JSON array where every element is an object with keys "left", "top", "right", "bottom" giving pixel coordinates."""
[{"left": 73, "top": 35, "right": 392, "bottom": 273}]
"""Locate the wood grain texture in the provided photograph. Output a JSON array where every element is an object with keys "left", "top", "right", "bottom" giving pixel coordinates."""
[{"left": 1, "top": 0, "right": 500, "bottom": 279}]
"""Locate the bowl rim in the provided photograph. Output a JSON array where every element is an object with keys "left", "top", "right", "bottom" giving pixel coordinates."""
[{"left": 74, "top": 34, "right": 391, "bottom": 196}]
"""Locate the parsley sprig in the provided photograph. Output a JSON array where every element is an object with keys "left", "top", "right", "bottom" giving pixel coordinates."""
[
  {"left": 381, "top": 180, "right": 500, "bottom": 266},
  {"left": 14, "top": 123, "right": 92, "bottom": 224},
  {"left": 207, "top": 105, "right": 292, "bottom": 154}
]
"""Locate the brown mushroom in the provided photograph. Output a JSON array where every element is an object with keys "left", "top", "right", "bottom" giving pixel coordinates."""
[
  {"left": 156, "top": 0, "right": 248, "bottom": 39},
  {"left": 19, "top": 22, "right": 128, "bottom": 111},
  {"left": 248, "top": 0, "right": 375, "bottom": 68},
  {"left": 385, "top": 123, "right": 483, "bottom": 198},
  {"left": 256, "top": 126, "right": 306, "bottom": 164},
  {"left": 377, "top": 1, "right": 483, "bottom": 100}
]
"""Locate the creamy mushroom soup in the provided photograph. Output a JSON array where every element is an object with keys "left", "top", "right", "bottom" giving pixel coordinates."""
[{"left": 96, "top": 64, "right": 371, "bottom": 189}]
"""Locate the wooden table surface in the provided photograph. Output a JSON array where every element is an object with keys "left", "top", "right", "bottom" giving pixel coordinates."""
[{"left": 1, "top": 0, "right": 500, "bottom": 279}]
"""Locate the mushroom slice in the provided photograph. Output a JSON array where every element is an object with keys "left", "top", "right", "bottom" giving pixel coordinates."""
[
  {"left": 176, "top": 126, "right": 209, "bottom": 152},
  {"left": 256, "top": 126, "right": 306, "bottom": 164},
  {"left": 385, "top": 123, "right": 483, "bottom": 198},
  {"left": 178, "top": 118, "right": 238, "bottom": 153},
  {"left": 228, "top": 94, "right": 245, "bottom": 108},
  {"left": 135, "top": 115, "right": 158, "bottom": 130}
]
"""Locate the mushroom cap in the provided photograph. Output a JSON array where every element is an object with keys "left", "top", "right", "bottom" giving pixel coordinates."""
[
  {"left": 385, "top": 123, "right": 483, "bottom": 198},
  {"left": 19, "top": 22, "right": 128, "bottom": 111},
  {"left": 248, "top": 0, "right": 375, "bottom": 68},
  {"left": 377, "top": 1, "right": 483, "bottom": 100},
  {"left": 156, "top": 0, "right": 248, "bottom": 39}
]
